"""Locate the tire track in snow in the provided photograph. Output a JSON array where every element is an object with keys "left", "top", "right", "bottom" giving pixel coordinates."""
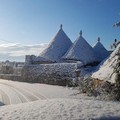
[
  {"left": 19, "top": 86, "right": 47, "bottom": 100},
  {"left": 0, "top": 81, "right": 47, "bottom": 100},
  {"left": 0, "top": 89, "right": 10, "bottom": 105},
  {"left": 1, "top": 84, "right": 29, "bottom": 103},
  {"left": 0, "top": 82, "right": 43, "bottom": 103},
  {"left": 12, "top": 87, "right": 39, "bottom": 101},
  {"left": 0, "top": 83, "right": 26, "bottom": 104}
]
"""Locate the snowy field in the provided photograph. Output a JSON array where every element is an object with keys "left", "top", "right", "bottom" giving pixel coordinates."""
[{"left": 0, "top": 79, "right": 120, "bottom": 120}]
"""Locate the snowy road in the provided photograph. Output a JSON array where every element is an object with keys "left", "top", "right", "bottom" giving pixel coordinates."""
[
  {"left": 0, "top": 79, "right": 80, "bottom": 106},
  {"left": 0, "top": 81, "right": 47, "bottom": 105}
]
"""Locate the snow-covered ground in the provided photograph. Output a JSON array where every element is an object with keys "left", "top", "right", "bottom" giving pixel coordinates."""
[
  {"left": 0, "top": 79, "right": 120, "bottom": 120},
  {"left": 0, "top": 98, "right": 120, "bottom": 120}
]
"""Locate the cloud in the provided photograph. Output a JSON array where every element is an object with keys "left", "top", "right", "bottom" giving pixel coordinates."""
[{"left": 0, "top": 43, "right": 48, "bottom": 62}]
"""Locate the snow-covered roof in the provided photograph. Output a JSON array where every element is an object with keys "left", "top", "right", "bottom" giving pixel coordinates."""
[
  {"left": 63, "top": 31, "right": 98, "bottom": 65},
  {"left": 40, "top": 24, "right": 72, "bottom": 62},
  {"left": 93, "top": 37, "right": 109, "bottom": 61},
  {"left": 92, "top": 44, "right": 120, "bottom": 83}
]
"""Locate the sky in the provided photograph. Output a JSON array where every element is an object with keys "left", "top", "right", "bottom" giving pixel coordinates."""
[{"left": 0, "top": 0, "right": 119, "bottom": 61}]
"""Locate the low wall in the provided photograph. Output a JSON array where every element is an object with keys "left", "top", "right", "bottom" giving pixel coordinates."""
[
  {"left": 0, "top": 66, "right": 23, "bottom": 81},
  {"left": 0, "top": 74, "right": 22, "bottom": 81},
  {"left": 21, "top": 63, "right": 77, "bottom": 86}
]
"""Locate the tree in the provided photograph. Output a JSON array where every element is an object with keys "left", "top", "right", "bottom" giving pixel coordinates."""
[
  {"left": 111, "top": 21, "right": 120, "bottom": 49},
  {"left": 113, "top": 21, "right": 120, "bottom": 27}
]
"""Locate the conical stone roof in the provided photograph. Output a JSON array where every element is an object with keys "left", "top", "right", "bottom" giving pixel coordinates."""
[
  {"left": 63, "top": 31, "right": 98, "bottom": 65},
  {"left": 40, "top": 25, "right": 72, "bottom": 62},
  {"left": 93, "top": 37, "right": 109, "bottom": 61}
]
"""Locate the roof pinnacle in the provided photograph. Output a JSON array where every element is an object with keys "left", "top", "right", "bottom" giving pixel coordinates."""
[
  {"left": 79, "top": 30, "right": 82, "bottom": 36},
  {"left": 60, "top": 24, "right": 63, "bottom": 29},
  {"left": 98, "top": 37, "right": 100, "bottom": 42}
]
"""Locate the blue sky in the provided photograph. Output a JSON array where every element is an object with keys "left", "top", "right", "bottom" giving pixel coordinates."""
[{"left": 0, "top": 0, "right": 119, "bottom": 61}]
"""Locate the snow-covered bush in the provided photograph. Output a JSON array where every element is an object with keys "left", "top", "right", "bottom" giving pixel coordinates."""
[
  {"left": 79, "top": 77, "right": 98, "bottom": 97},
  {"left": 0, "top": 65, "right": 14, "bottom": 74},
  {"left": 79, "top": 76, "right": 120, "bottom": 101},
  {"left": 92, "top": 44, "right": 120, "bottom": 83},
  {"left": 115, "top": 51, "right": 120, "bottom": 84},
  {"left": 114, "top": 57, "right": 120, "bottom": 101}
]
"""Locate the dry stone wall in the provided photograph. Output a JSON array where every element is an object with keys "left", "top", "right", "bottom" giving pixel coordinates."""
[{"left": 21, "top": 63, "right": 77, "bottom": 86}]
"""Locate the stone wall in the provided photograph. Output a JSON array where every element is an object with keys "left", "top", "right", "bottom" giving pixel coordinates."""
[
  {"left": 0, "top": 74, "right": 22, "bottom": 81},
  {"left": 21, "top": 63, "right": 77, "bottom": 86}
]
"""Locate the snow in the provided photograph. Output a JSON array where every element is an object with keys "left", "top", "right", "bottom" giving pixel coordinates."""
[
  {"left": 63, "top": 31, "right": 98, "bottom": 65},
  {"left": 92, "top": 44, "right": 120, "bottom": 83},
  {"left": 93, "top": 38, "right": 109, "bottom": 61},
  {"left": 0, "top": 80, "right": 120, "bottom": 119},
  {"left": 40, "top": 25, "right": 72, "bottom": 62},
  {"left": 0, "top": 79, "right": 80, "bottom": 105},
  {"left": 0, "top": 98, "right": 120, "bottom": 120}
]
